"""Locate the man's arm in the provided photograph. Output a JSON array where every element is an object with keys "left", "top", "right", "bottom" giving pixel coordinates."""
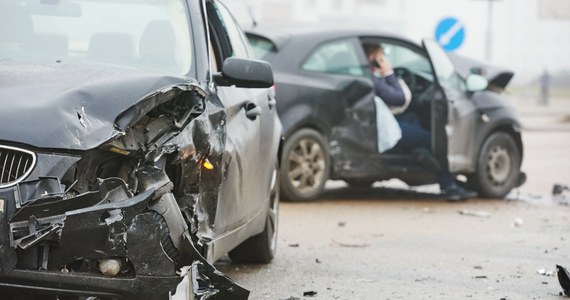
[{"left": 372, "top": 73, "right": 406, "bottom": 107}]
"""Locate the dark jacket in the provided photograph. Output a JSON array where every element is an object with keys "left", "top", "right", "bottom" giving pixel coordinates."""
[{"left": 371, "top": 72, "right": 405, "bottom": 107}]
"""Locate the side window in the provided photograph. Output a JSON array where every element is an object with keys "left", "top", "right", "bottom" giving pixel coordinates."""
[
  {"left": 302, "top": 39, "right": 364, "bottom": 77},
  {"left": 381, "top": 43, "right": 432, "bottom": 75},
  {"left": 212, "top": 1, "right": 252, "bottom": 58},
  {"left": 422, "top": 40, "right": 466, "bottom": 93},
  {"left": 246, "top": 34, "right": 276, "bottom": 60}
]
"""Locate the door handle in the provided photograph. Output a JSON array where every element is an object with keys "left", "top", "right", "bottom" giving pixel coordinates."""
[
  {"left": 245, "top": 103, "right": 261, "bottom": 120},
  {"left": 268, "top": 97, "right": 276, "bottom": 109}
]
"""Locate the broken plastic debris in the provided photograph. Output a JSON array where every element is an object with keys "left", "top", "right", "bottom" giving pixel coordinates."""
[
  {"left": 171, "top": 266, "right": 192, "bottom": 300},
  {"left": 332, "top": 239, "right": 369, "bottom": 248},
  {"left": 458, "top": 209, "right": 491, "bottom": 218},
  {"left": 537, "top": 268, "right": 556, "bottom": 276},
  {"left": 557, "top": 265, "right": 570, "bottom": 296},
  {"left": 552, "top": 184, "right": 569, "bottom": 196},
  {"left": 303, "top": 291, "right": 318, "bottom": 297}
]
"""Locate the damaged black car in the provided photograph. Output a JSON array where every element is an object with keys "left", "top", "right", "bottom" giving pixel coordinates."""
[
  {"left": 0, "top": 0, "right": 281, "bottom": 299},
  {"left": 247, "top": 26, "right": 525, "bottom": 201}
]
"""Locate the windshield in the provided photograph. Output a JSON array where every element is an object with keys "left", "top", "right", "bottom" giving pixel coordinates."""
[{"left": 0, "top": 0, "right": 192, "bottom": 75}]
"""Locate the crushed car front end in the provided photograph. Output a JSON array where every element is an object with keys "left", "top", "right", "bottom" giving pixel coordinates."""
[
  {"left": 0, "top": 83, "right": 248, "bottom": 299},
  {"left": 0, "top": 0, "right": 253, "bottom": 299}
]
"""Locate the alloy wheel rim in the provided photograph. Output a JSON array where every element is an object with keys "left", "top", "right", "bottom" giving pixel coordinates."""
[
  {"left": 287, "top": 138, "right": 326, "bottom": 195},
  {"left": 486, "top": 145, "right": 511, "bottom": 185}
]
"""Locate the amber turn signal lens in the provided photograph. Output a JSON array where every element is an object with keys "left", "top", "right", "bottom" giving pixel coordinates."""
[{"left": 203, "top": 159, "right": 214, "bottom": 170}]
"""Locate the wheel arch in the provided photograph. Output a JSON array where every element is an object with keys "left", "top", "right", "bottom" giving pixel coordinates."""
[{"left": 282, "top": 118, "right": 329, "bottom": 141}]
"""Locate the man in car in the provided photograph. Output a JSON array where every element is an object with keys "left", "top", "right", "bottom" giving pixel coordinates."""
[{"left": 363, "top": 41, "right": 477, "bottom": 201}]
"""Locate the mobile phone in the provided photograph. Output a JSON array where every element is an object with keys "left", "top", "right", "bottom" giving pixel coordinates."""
[{"left": 370, "top": 58, "right": 381, "bottom": 68}]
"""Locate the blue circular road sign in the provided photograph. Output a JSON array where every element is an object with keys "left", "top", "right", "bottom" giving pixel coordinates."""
[{"left": 435, "top": 17, "right": 465, "bottom": 52}]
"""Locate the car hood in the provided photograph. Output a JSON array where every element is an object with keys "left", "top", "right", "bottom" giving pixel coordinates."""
[
  {"left": 448, "top": 54, "right": 514, "bottom": 90},
  {"left": 0, "top": 58, "right": 191, "bottom": 150}
]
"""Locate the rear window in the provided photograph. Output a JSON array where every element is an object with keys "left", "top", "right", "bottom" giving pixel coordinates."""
[{"left": 246, "top": 34, "right": 276, "bottom": 60}]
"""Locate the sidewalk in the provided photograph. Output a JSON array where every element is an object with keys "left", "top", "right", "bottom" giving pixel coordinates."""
[
  {"left": 509, "top": 94, "right": 570, "bottom": 197},
  {"left": 510, "top": 94, "right": 570, "bottom": 132}
]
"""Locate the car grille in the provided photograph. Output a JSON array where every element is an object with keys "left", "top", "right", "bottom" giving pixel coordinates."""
[{"left": 0, "top": 145, "right": 36, "bottom": 188}]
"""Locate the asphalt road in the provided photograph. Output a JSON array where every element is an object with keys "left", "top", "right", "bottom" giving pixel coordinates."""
[{"left": 216, "top": 98, "right": 570, "bottom": 300}]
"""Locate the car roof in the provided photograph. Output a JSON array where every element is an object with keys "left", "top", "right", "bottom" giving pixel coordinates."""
[{"left": 246, "top": 23, "right": 418, "bottom": 51}]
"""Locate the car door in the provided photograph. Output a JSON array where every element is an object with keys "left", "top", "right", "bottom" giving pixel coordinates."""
[
  {"left": 423, "top": 39, "right": 478, "bottom": 172},
  {"left": 301, "top": 38, "right": 378, "bottom": 166},
  {"left": 207, "top": 1, "right": 273, "bottom": 239}
]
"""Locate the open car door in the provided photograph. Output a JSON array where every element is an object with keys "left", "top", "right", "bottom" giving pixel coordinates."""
[{"left": 422, "top": 39, "right": 478, "bottom": 172}]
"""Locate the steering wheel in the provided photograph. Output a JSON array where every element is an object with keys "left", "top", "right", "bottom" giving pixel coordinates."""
[{"left": 393, "top": 67, "right": 416, "bottom": 92}]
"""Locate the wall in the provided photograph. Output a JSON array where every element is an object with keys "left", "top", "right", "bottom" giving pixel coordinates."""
[{"left": 224, "top": 0, "right": 570, "bottom": 85}]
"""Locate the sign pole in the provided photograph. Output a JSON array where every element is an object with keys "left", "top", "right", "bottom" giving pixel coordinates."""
[{"left": 485, "top": 0, "right": 494, "bottom": 61}]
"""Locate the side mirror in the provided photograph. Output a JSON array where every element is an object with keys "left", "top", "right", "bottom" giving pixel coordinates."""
[
  {"left": 214, "top": 57, "right": 274, "bottom": 88},
  {"left": 465, "top": 74, "right": 488, "bottom": 92}
]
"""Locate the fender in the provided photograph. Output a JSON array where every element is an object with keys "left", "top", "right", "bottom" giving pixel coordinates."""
[{"left": 469, "top": 91, "right": 523, "bottom": 172}]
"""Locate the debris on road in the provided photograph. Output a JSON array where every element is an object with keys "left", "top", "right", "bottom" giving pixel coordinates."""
[
  {"left": 332, "top": 239, "right": 370, "bottom": 248},
  {"left": 315, "top": 258, "right": 321, "bottom": 264},
  {"left": 513, "top": 217, "right": 524, "bottom": 227},
  {"left": 552, "top": 184, "right": 569, "bottom": 196},
  {"left": 557, "top": 265, "right": 570, "bottom": 296},
  {"left": 458, "top": 209, "right": 491, "bottom": 218},
  {"left": 537, "top": 268, "right": 556, "bottom": 276},
  {"left": 289, "top": 243, "right": 300, "bottom": 247},
  {"left": 355, "top": 278, "right": 375, "bottom": 283},
  {"left": 338, "top": 221, "right": 346, "bottom": 227},
  {"left": 303, "top": 291, "right": 318, "bottom": 297},
  {"left": 552, "top": 184, "right": 570, "bottom": 206},
  {"left": 473, "top": 275, "right": 488, "bottom": 279}
]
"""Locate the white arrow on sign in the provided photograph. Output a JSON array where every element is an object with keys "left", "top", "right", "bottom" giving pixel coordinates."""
[{"left": 438, "top": 21, "right": 464, "bottom": 46}]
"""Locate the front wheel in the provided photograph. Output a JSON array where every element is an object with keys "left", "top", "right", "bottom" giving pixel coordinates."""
[
  {"left": 229, "top": 163, "right": 279, "bottom": 264},
  {"left": 280, "top": 129, "right": 330, "bottom": 201},
  {"left": 473, "top": 132, "right": 521, "bottom": 198}
]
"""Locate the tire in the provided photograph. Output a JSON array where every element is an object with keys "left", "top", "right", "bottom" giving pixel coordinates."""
[
  {"left": 280, "top": 129, "right": 330, "bottom": 201},
  {"left": 229, "top": 163, "right": 279, "bottom": 264},
  {"left": 473, "top": 132, "right": 521, "bottom": 198},
  {"left": 151, "top": 211, "right": 180, "bottom": 264}
]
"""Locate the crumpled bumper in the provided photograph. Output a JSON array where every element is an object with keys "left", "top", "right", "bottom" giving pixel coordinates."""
[{"left": 0, "top": 176, "right": 248, "bottom": 299}]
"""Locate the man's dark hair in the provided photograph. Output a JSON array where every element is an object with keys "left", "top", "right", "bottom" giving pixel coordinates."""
[{"left": 362, "top": 41, "right": 382, "bottom": 58}]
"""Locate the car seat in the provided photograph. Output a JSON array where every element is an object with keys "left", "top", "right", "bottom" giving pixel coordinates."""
[
  {"left": 29, "top": 33, "right": 69, "bottom": 58},
  {"left": 0, "top": 6, "right": 33, "bottom": 50},
  {"left": 87, "top": 32, "right": 135, "bottom": 66},
  {"left": 139, "top": 20, "right": 177, "bottom": 72}
]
